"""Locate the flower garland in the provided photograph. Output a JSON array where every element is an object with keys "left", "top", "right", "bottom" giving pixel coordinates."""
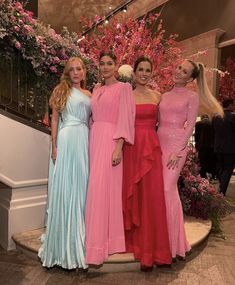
[{"left": 0, "top": 0, "right": 97, "bottom": 95}]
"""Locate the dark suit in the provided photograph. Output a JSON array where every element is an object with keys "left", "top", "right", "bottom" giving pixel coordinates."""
[
  {"left": 195, "top": 118, "right": 216, "bottom": 178},
  {"left": 213, "top": 110, "right": 235, "bottom": 195}
]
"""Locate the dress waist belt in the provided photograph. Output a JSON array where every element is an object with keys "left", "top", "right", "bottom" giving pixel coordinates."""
[
  {"left": 135, "top": 122, "right": 156, "bottom": 130},
  {"left": 60, "top": 114, "right": 88, "bottom": 129}
]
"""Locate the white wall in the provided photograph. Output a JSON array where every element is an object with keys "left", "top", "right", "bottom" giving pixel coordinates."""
[
  {"left": 0, "top": 114, "right": 50, "bottom": 187},
  {"left": 0, "top": 114, "right": 50, "bottom": 250}
]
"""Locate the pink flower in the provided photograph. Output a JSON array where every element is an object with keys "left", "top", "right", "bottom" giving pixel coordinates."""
[
  {"left": 14, "top": 26, "right": 20, "bottom": 32},
  {"left": 49, "top": 66, "right": 57, "bottom": 73},
  {"left": 60, "top": 51, "right": 69, "bottom": 60},
  {"left": 48, "top": 28, "right": 56, "bottom": 37},
  {"left": 94, "top": 15, "right": 101, "bottom": 23},
  {"left": 23, "top": 25, "right": 32, "bottom": 33},
  {"left": 22, "top": 12, "right": 29, "bottom": 18},
  {"left": 41, "top": 49, "right": 47, "bottom": 56},
  {"left": 24, "top": 15, "right": 35, "bottom": 24},
  {"left": 53, "top": 57, "right": 60, "bottom": 64},
  {"left": 191, "top": 187, "right": 197, "bottom": 193},
  {"left": 36, "top": 36, "right": 44, "bottom": 44},
  {"left": 15, "top": 2, "right": 23, "bottom": 10},
  {"left": 27, "top": 11, "right": 34, "bottom": 17},
  {"left": 15, "top": 41, "right": 21, "bottom": 49},
  {"left": 50, "top": 49, "right": 57, "bottom": 56},
  {"left": 18, "top": 19, "right": 24, "bottom": 25},
  {"left": 10, "top": 15, "right": 16, "bottom": 22}
]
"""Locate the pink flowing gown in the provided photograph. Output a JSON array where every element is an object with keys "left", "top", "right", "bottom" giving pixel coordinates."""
[
  {"left": 158, "top": 86, "right": 199, "bottom": 258},
  {"left": 85, "top": 82, "right": 135, "bottom": 265}
]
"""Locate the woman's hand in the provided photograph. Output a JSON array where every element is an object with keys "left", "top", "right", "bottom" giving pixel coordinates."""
[
  {"left": 51, "top": 146, "right": 57, "bottom": 163},
  {"left": 167, "top": 153, "right": 181, "bottom": 169},
  {"left": 112, "top": 138, "right": 124, "bottom": 166},
  {"left": 112, "top": 148, "right": 122, "bottom": 166},
  {"left": 50, "top": 108, "right": 59, "bottom": 164}
]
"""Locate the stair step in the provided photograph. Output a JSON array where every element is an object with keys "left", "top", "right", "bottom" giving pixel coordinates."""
[{"left": 12, "top": 216, "right": 211, "bottom": 272}]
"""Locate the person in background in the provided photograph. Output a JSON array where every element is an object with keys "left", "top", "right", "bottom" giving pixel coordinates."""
[
  {"left": 195, "top": 115, "right": 217, "bottom": 180},
  {"left": 213, "top": 99, "right": 235, "bottom": 196}
]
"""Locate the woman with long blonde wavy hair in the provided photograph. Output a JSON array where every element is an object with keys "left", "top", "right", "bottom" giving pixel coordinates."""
[
  {"left": 158, "top": 59, "right": 223, "bottom": 260},
  {"left": 38, "top": 57, "right": 91, "bottom": 270}
]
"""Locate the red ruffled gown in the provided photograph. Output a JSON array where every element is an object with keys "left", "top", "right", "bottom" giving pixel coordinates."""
[{"left": 122, "top": 104, "right": 171, "bottom": 267}]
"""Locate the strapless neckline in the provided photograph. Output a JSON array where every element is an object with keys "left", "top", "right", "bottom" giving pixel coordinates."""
[{"left": 136, "top": 103, "right": 158, "bottom": 106}]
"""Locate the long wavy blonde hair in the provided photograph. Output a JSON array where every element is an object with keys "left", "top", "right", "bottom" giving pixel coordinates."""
[
  {"left": 187, "top": 60, "right": 224, "bottom": 120},
  {"left": 49, "top": 57, "right": 86, "bottom": 112}
]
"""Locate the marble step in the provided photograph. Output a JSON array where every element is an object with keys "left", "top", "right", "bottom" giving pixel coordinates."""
[{"left": 12, "top": 216, "right": 211, "bottom": 272}]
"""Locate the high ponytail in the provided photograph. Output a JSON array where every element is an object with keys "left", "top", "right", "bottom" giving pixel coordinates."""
[{"left": 187, "top": 60, "right": 224, "bottom": 120}]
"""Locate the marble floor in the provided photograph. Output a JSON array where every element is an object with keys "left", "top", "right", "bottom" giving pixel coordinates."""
[{"left": 1, "top": 178, "right": 235, "bottom": 285}]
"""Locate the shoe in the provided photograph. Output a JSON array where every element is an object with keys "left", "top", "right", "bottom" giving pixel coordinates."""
[
  {"left": 157, "top": 263, "right": 172, "bottom": 268},
  {"left": 186, "top": 249, "right": 192, "bottom": 256},
  {"left": 176, "top": 255, "right": 186, "bottom": 261},
  {"left": 140, "top": 265, "right": 153, "bottom": 272},
  {"left": 88, "top": 263, "right": 103, "bottom": 269},
  {"left": 76, "top": 267, "right": 89, "bottom": 273}
]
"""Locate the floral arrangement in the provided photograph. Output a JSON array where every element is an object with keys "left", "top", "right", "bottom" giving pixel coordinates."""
[
  {"left": 78, "top": 13, "right": 182, "bottom": 93},
  {"left": 118, "top": 64, "right": 133, "bottom": 83},
  {"left": 179, "top": 146, "right": 231, "bottom": 231},
  {"left": 0, "top": 0, "right": 97, "bottom": 96},
  {"left": 218, "top": 57, "right": 235, "bottom": 102}
]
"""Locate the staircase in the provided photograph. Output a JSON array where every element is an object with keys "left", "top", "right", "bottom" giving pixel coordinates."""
[{"left": 0, "top": 109, "right": 50, "bottom": 250}]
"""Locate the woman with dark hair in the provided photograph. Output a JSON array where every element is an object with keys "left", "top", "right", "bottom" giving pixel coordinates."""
[
  {"left": 38, "top": 57, "right": 91, "bottom": 269},
  {"left": 85, "top": 51, "right": 135, "bottom": 265},
  {"left": 158, "top": 59, "right": 223, "bottom": 259},
  {"left": 122, "top": 56, "right": 171, "bottom": 271}
]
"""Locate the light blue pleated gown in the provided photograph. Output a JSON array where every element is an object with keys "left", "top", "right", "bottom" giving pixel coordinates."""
[{"left": 38, "top": 87, "right": 91, "bottom": 269}]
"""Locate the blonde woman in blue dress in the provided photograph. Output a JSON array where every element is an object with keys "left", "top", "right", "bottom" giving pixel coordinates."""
[{"left": 38, "top": 57, "right": 91, "bottom": 269}]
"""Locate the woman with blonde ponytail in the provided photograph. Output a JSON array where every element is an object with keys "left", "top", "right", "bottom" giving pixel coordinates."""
[
  {"left": 39, "top": 57, "right": 91, "bottom": 270},
  {"left": 158, "top": 59, "right": 223, "bottom": 259},
  {"left": 194, "top": 62, "right": 224, "bottom": 119}
]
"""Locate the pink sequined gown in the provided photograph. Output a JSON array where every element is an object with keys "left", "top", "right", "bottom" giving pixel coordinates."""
[
  {"left": 158, "top": 86, "right": 199, "bottom": 258},
  {"left": 85, "top": 82, "right": 135, "bottom": 265}
]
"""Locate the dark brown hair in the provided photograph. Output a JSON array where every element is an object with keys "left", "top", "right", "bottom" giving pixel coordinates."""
[
  {"left": 99, "top": 51, "right": 117, "bottom": 63},
  {"left": 134, "top": 56, "right": 153, "bottom": 73}
]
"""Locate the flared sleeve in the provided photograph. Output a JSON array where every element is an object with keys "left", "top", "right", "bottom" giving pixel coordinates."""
[
  {"left": 173, "top": 92, "right": 199, "bottom": 156},
  {"left": 113, "top": 83, "right": 135, "bottom": 144}
]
